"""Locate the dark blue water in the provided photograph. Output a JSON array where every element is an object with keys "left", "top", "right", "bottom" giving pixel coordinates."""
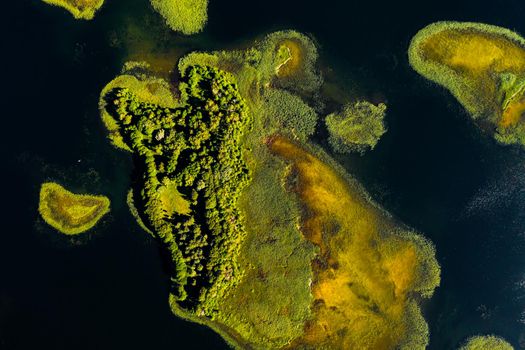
[{"left": 2, "top": 0, "right": 524, "bottom": 349}]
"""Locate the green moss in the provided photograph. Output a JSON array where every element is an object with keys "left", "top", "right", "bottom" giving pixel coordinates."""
[
  {"left": 267, "top": 136, "right": 440, "bottom": 349},
  {"left": 38, "top": 182, "right": 110, "bottom": 235},
  {"left": 326, "top": 100, "right": 387, "bottom": 153},
  {"left": 459, "top": 335, "right": 514, "bottom": 350},
  {"left": 42, "top": 0, "right": 105, "bottom": 20},
  {"left": 150, "top": 0, "right": 208, "bottom": 35},
  {"left": 408, "top": 21, "right": 525, "bottom": 147}
]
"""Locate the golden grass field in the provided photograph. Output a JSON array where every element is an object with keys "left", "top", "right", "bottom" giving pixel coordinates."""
[{"left": 269, "top": 136, "right": 439, "bottom": 350}]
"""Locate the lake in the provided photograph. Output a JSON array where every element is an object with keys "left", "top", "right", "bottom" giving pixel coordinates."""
[{"left": 2, "top": 0, "right": 524, "bottom": 348}]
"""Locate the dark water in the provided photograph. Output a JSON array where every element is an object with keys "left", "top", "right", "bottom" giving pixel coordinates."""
[{"left": 2, "top": 0, "right": 524, "bottom": 349}]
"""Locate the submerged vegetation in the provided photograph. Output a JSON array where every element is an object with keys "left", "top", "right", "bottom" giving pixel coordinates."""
[
  {"left": 38, "top": 182, "right": 110, "bottom": 235},
  {"left": 459, "top": 335, "right": 514, "bottom": 350},
  {"left": 326, "top": 100, "right": 387, "bottom": 153},
  {"left": 100, "top": 29, "right": 440, "bottom": 349},
  {"left": 409, "top": 21, "right": 525, "bottom": 147},
  {"left": 150, "top": 0, "right": 208, "bottom": 35},
  {"left": 42, "top": 0, "right": 105, "bottom": 20}
]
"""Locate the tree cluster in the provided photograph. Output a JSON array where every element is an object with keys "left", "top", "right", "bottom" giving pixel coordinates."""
[{"left": 106, "top": 65, "right": 251, "bottom": 315}]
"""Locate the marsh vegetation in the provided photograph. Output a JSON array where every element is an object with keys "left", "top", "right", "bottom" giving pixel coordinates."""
[
  {"left": 326, "top": 100, "right": 387, "bottom": 153},
  {"left": 38, "top": 182, "right": 110, "bottom": 235},
  {"left": 269, "top": 136, "right": 439, "bottom": 350},
  {"left": 42, "top": 0, "right": 105, "bottom": 20},
  {"left": 409, "top": 21, "right": 525, "bottom": 147},
  {"left": 150, "top": 0, "right": 208, "bottom": 34}
]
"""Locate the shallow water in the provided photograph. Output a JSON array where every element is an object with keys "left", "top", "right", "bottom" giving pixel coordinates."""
[{"left": 2, "top": 0, "right": 525, "bottom": 349}]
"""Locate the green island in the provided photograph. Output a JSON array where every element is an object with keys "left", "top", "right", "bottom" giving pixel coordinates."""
[
  {"left": 100, "top": 30, "right": 440, "bottom": 349},
  {"left": 38, "top": 182, "right": 110, "bottom": 235},
  {"left": 326, "top": 100, "right": 387, "bottom": 153},
  {"left": 459, "top": 335, "right": 514, "bottom": 350},
  {"left": 42, "top": 0, "right": 105, "bottom": 20},
  {"left": 409, "top": 21, "right": 525, "bottom": 147},
  {"left": 150, "top": 0, "right": 208, "bottom": 35}
]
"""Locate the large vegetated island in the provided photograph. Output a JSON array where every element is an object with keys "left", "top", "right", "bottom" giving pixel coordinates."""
[
  {"left": 39, "top": 182, "right": 110, "bottom": 235},
  {"left": 409, "top": 21, "right": 525, "bottom": 147},
  {"left": 100, "top": 30, "right": 440, "bottom": 349}
]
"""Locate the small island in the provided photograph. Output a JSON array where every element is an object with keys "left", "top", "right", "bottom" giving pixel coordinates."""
[
  {"left": 459, "top": 335, "right": 514, "bottom": 350},
  {"left": 42, "top": 0, "right": 105, "bottom": 20},
  {"left": 325, "top": 100, "right": 387, "bottom": 153},
  {"left": 409, "top": 21, "right": 525, "bottom": 147},
  {"left": 150, "top": 0, "right": 208, "bottom": 35},
  {"left": 38, "top": 182, "right": 110, "bottom": 235}
]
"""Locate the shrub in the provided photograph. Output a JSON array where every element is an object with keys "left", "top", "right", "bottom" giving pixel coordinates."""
[{"left": 326, "top": 100, "right": 387, "bottom": 153}]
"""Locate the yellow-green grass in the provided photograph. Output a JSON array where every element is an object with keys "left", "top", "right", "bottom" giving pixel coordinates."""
[
  {"left": 409, "top": 21, "right": 525, "bottom": 147},
  {"left": 150, "top": 0, "right": 208, "bottom": 35},
  {"left": 268, "top": 136, "right": 440, "bottom": 350},
  {"left": 158, "top": 181, "right": 191, "bottom": 217},
  {"left": 459, "top": 335, "right": 514, "bottom": 350},
  {"left": 42, "top": 0, "right": 105, "bottom": 20},
  {"left": 39, "top": 182, "right": 110, "bottom": 235},
  {"left": 99, "top": 62, "right": 177, "bottom": 151}
]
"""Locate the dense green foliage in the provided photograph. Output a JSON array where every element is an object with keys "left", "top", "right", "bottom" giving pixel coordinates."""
[
  {"left": 42, "top": 0, "right": 105, "bottom": 20},
  {"left": 262, "top": 89, "right": 318, "bottom": 139},
  {"left": 104, "top": 65, "right": 250, "bottom": 314},
  {"left": 459, "top": 335, "right": 514, "bottom": 350},
  {"left": 150, "top": 0, "right": 208, "bottom": 34},
  {"left": 39, "top": 182, "right": 110, "bottom": 235},
  {"left": 326, "top": 100, "right": 387, "bottom": 153}
]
